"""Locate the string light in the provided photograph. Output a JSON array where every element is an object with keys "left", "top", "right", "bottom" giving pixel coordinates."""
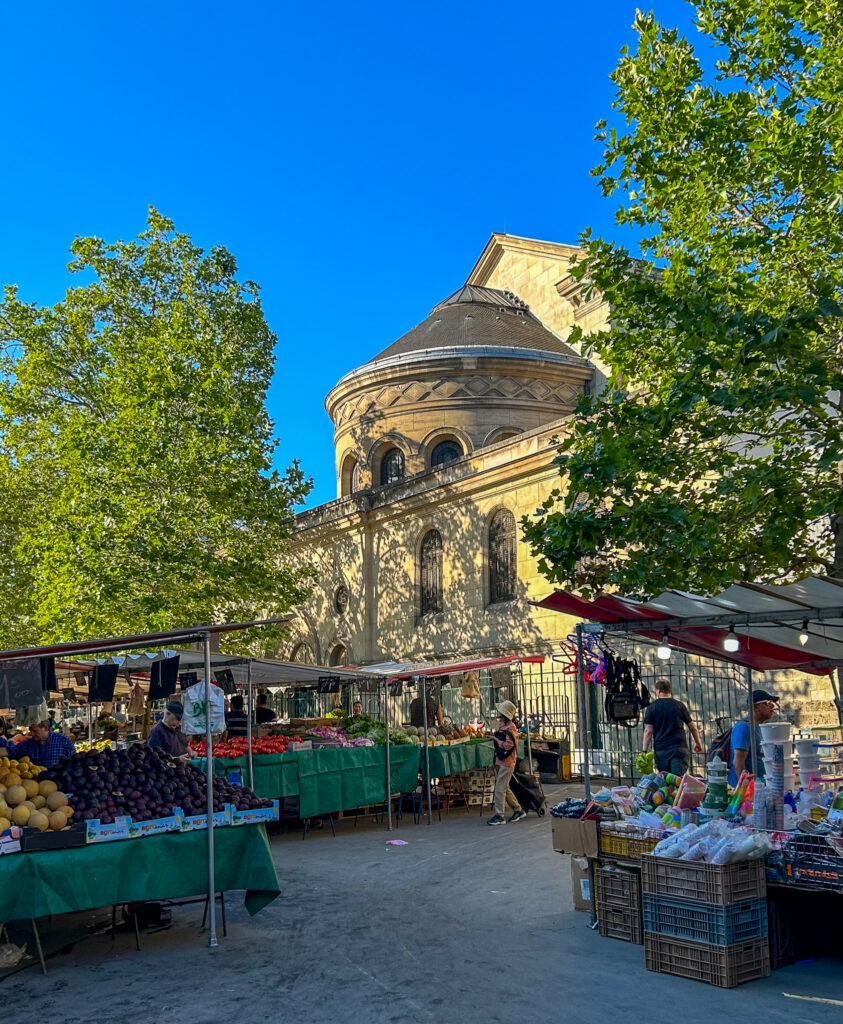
[
  {"left": 799, "top": 620, "right": 809, "bottom": 646},
  {"left": 657, "top": 631, "right": 671, "bottom": 660},
  {"left": 723, "top": 628, "right": 740, "bottom": 653}
]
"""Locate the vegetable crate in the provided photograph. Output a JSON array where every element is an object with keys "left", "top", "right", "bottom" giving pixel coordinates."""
[
  {"left": 599, "top": 823, "right": 662, "bottom": 861},
  {"left": 641, "top": 855, "right": 766, "bottom": 906},
  {"left": 642, "top": 895, "right": 767, "bottom": 946},
  {"left": 595, "top": 862, "right": 643, "bottom": 945},
  {"left": 644, "top": 933, "right": 770, "bottom": 988}
]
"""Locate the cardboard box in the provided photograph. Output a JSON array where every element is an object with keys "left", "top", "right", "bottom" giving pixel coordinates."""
[
  {"left": 227, "top": 800, "right": 279, "bottom": 826},
  {"left": 552, "top": 817, "right": 599, "bottom": 857},
  {"left": 127, "top": 810, "right": 184, "bottom": 839},
  {"left": 87, "top": 816, "right": 132, "bottom": 843},
  {"left": 571, "top": 856, "right": 592, "bottom": 912},
  {"left": 180, "top": 807, "right": 232, "bottom": 831},
  {"left": 1, "top": 826, "right": 22, "bottom": 855}
]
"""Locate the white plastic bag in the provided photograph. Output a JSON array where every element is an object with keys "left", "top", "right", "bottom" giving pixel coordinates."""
[{"left": 181, "top": 680, "right": 226, "bottom": 735}]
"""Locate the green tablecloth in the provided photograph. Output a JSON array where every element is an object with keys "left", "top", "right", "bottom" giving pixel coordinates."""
[
  {"left": 0, "top": 824, "right": 280, "bottom": 923},
  {"left": 424, "top": 742, "right": 476, "bottom": 777},
  {"left": 296, "top": 745, "right": 420, "bottom": 818},
  {"left": 191, "top": 752, "right": 300, "bottom": 798}
]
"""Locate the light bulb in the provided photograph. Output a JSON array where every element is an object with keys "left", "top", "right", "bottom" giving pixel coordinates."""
[
  {"left": 799, "top": 621, "right": 809, "bottom": 646},
  {"left": 656, "top": 631, "right": 671, "bottom": 660},
  {"left": 723, "top": 629, "right": 740, "bottom": 653}
]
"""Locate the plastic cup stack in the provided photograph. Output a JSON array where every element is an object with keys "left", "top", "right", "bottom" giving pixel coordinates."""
[{"left": 761, "top": 722, "right": 792, "bottom": 828}]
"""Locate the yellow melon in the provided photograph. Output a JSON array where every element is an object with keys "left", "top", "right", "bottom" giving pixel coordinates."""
[
  {"left": 4, "top": 785, "right": 26, "bottom": 806},
  {"left": 11, "top": 805, "right": 30, "bottom": 825},
  {"left": 48, "top": 811, "right": 67, "bottom": 831},
  {"left": 31, "top": 795, "right": 46, "bottom": 809},
  {"left": 4, "top": 772, "right": 21, "bottom": 788},
  {"left": 22, "top": 779, "right": 39, "bottom": 799},
  {"left": 61, "top": 805, "right": 74, "bottom": 819},
  {"left": 28, "top": 811, "right": 49, "bottom": 832},
  {"left": 21, "top": 801, "right": 36, "bottom": 813},
  {"left": 38, "top": 780, "right": 57, "bottom": 797},
  {"left": 46, "top": 791, "right": 68, "bottom": 811},
  {"left": 0, "top": 816, "right": 9, "bottom": 833}
]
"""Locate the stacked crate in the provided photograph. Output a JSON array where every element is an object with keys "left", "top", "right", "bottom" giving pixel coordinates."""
[
  {"left": 641, "top": 855, "right": 770, "bottom": 988},
  {"left": 595, "top": 861, "right": 643, "bottom": 944},
  {"left": 463, "top": 768, "right": 494, "bottom": 807}
]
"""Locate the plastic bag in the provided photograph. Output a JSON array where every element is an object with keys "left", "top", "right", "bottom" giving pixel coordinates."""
[{"left": 181, "top": 680, "right": 226, "bottom": 735}]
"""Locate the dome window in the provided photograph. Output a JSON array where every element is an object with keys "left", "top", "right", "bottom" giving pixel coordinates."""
[
  {"left": 430, "top": 440, "right": 463, "bottom": 469},
  {"left": 379, "top": 447, "right": 405, "bottom": 486}
]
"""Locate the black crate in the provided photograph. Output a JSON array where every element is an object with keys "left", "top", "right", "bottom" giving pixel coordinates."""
[
  {"left": 598, "top": 899, "right": 643, "bottom": 944},
  {"left": 644, "top": 933, "right": 770, "bottom": 987},
  {"left": 20, "top": 822, "right": 87, "bottom": 852}
]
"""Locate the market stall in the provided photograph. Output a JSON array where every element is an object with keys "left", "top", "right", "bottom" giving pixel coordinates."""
[{"left": 540, "top": 575, "right": 843, "bottom": 987}]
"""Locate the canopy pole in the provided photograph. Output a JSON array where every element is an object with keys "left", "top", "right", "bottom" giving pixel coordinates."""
[
  {"left": 203, "top": 633, "right": 217, "bottom": 949},
  {"left": 384, "top": 678, "right": 393, "bottom": 831},
  {"left": 746, "top": 665, "right": 757, "bottom": 782},
  {"left": 575, "top": 625, "right": 591, "bottom": 802},
  {"left": 520, "top": 662, "right": 533, "bottom": 772},
  {"left": 421, "top": 678, "right": 433, "bottom": 825},
  {"left": 246, "top": 660, "right": 254, "bottom": 791}
]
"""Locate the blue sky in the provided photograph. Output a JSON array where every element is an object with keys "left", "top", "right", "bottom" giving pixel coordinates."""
[{"left": 0, "top": 0, "right": 696, "bottom": 508}]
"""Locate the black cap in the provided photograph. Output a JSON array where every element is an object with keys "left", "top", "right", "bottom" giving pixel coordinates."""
[
  {"left": 165, "top": 700, "right": 184, "bottom": 718},
  {"left": 753, "top": 689, "right": 779, "bottom": 704}
]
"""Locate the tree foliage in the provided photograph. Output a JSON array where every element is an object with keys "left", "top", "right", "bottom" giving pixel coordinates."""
[
  {"left": 524, "top": 0, "right": 843, "bottom": 598},
  {"left": 0, "top": 208, "right": 312, "bottom": 649}
]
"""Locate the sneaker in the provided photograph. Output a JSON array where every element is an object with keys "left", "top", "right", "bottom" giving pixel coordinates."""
[
  {"left": 486, "top": 814, "right": 506, "bottom": 826},
  {"left": 508, "top": 809, "right": 527, "bottom": 823}
]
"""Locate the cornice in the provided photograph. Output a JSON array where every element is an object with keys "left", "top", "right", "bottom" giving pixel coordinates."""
[{"left": 467, "top": 233, "right": 583, "bottom": 287}]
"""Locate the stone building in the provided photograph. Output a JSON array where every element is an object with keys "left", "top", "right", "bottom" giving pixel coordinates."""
[{"left": 289, "top": 232, "right": 837, "bottom": 730}]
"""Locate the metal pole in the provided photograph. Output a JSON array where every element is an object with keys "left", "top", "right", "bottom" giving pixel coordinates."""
[
  {"left": 384, "top": 678, "right": 393, "bottom": 831},
  {"left": 203, "top": 633, "right": 217, "bottom": 949},
  {"left": 520, "top": 662, "right": 533, "bottom": 771},
  {"left": 575, "top": 625, "right": 592, "bottom": 801},
  {"left": 745, "top": 665, "right": 758, "bottom": 780},
  {"left": 246, "top": 660, "right": 254, "bottom": 791},
  {"left": 421, "top": 678, "right": 432, "bottom": 825}
]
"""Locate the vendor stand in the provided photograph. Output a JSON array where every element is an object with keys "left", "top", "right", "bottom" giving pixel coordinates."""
[{"left": 539, "top": 574, "right": 843, "bottom": 987}]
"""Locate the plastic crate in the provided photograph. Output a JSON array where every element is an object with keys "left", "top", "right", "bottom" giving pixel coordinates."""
[
  {"left": 644, "top": 933, "right": 770, "bottom": 987},
  {"left": 597, "top": 899, "right": 643, "bottom": 944},
  {"left": 642, "top": 895, "right": 767, "bottom": 945},
  {"left": 599, "top": 823, "right": 662, "bottom": 861},
  {"left": 595, "top": 862, "right": 641, "bottom": 908},
  {"left": 641, "top": 855, "right": 766, "bottom": 905}
]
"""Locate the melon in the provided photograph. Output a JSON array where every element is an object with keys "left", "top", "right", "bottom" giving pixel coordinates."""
[
  {"left": 21, "top": 800, "right": 36, "bottom": 813},
  {"left": 38, "top": 780, "right": 57, "bottom": 797},
  {"left": 4, "top": 785, "right": 26, "bottom": 806},
  {"left": 46, "top": 791, "right": 68, "bottom": 811},
  {"left": 28, "top": 811, "right": 49, "bottom": 832},
  {"left": 48, "top": 811, "right": 67, "bottom": 831},
  {"left": 0, "top": 800, "right": 9, "bottom": 818},
  {"left": 31, "top": 795, "right": 46, "bottom": 809},
  {"left": 61, "top": 805, "right": 74, "bottom": 819},
  {"left": 4, "top": 772, "right": 22, "bottom": 788},
  {"left": 22, "top": 779, "right": 39, "bottom": 799},
  {"left": 0, "top": 816, "right": 9, "bottom": 833},
  {"left": 11, "top": 805, "right": 30, "bottom": 825}
]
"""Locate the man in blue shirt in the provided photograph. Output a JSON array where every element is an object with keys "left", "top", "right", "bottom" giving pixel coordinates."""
[
  {"left": 728, "top": 689, "right": 779, "bottom": 786},
  {"left": 13, "top": 720, "right": 76, "bottom": 768}
]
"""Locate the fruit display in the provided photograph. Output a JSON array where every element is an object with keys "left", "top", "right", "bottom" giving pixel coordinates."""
[
  {"left": 0, "top": 770, "right": 73, "bottom": 833},
  {"left": 189, "top": 735, "right": 301, "bottom": 758},
  {"left": 41, "top": 745, "right": 273, "bottom": 823},
  {"left": 76, "top": 738, "right": 114, "bottom": 753},
  {"left": 0, "top": 755, "right": 46, "bottom": 783}
]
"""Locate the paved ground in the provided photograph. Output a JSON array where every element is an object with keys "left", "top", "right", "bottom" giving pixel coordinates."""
[{"left": 3, "top": 785, "right": 843, "bottom": 1023}]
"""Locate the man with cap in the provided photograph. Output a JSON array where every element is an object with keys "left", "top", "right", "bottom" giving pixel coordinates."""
[
  {"left": 147, "top": 701, "right": 191, "bottom": 760},
  {"left": 487, "top": 699, "right": 525, "bottom": 826},
  {"left": 728, "top": 689, "right": 779, "bottom": 786}
]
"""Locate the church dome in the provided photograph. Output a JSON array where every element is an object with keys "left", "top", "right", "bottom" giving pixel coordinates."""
[{"left": 325, "top": 283, "right": 593, "bottom": 498}]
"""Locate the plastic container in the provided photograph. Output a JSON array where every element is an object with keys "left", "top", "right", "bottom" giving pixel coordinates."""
[
  {"left": 641, "top": 855, "right": 766, "bottom": 905},
  {"left": 795, "top": 739, "right": 818, "bottom": 757},
  {"left": 595, "top": 862, "right": 642, "bottom": 907},
  {"left": 642, "top": 895, "right": 767, "bottom": 945},
  {"left": 762, "top": 741, "right": 792, "bottom": 759},
  {"left": 759, "top": 722, "right": 791, "bottom": 743},
  {"left": 599, "top": 823, "right": 663, "bottom": 861},
  {"left": 644, "top": 934, "right": 770, "bottom": 987},
  {"left": 598, "top": 901, "right": 643, "bottom": 944}
]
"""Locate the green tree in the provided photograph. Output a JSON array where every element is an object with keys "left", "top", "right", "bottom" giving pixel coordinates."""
[
  {"left": 0, "top": 208, "right": 312, "bottom": 650},
  {"left": 524, "top": 1, "right": 843, "bottom": 601}
]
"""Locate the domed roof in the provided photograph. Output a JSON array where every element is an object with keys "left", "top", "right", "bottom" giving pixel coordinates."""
[{"left": 363, "top": 284, "right": 579, "bottom": 367}]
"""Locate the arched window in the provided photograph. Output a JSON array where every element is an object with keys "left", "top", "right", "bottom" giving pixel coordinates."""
[
  {"left": 340, "top": 453, "right": 361, "bottom": 497},
  {"left": 488, "top": 509, "right": 517, "bottom": 604},
  {"left": 419, "top": 529, "right": 443, "bottom": 616},
  {"left": 329, "top": 644, "right": 348, "bottom": 667},
  {"left": 351, "top": 461, "right": 361, "bottom": 492},
  {"left": 430, "top": 440, "right": 463, "bottom": 468},
  {"left": 291, "top": 641, "right": 314, "bottom": 664},
  {"left": 380, "top": 447, "right": 405, "bottom": 486}
]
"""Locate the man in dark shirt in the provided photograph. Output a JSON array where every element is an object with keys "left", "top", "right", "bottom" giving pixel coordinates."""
[
  {"left": 642, "top": 679, "right": 702, "bottom": 776},
  {"left": 225, "top": 694, "right": 248, "bottom": 738},
  {"left": 409, "top": 690, "right": 444, "bottom": 729},
  {"left": 254, "top": 693, "right": 276, "bottom": 724},
  {"left": 13, "top": 721, "right": 76, "bottom": 768},
  {"left": 147, "top": 701, "right": 190, "bottom": 760}
]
